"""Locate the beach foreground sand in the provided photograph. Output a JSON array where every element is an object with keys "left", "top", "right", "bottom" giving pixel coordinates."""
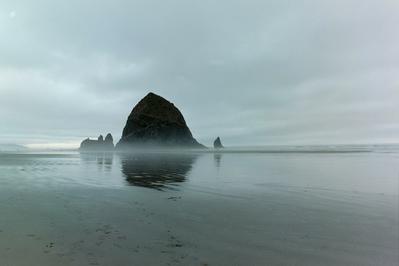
[{"left": 0, "top": 150, "right": 398, "bottom": 265}]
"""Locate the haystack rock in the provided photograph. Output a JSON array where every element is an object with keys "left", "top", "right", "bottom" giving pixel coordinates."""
[
  {"left": 213, "top": 137, "right": 224, "bottom": 149},
  {"left": 79, "top": 133, "right": 114, "bottom": 151},
  {"left": 116, "top": 92, "right": 205, "bottom": 149}
]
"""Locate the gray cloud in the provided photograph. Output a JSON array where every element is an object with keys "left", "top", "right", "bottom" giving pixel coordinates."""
[{"left": 0, "top": 0, "right": 398, "bottom": 147}]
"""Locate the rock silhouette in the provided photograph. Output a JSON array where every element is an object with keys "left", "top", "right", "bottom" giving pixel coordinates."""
[
  {"left": 213, "top": 137, "right": 224, "bottom": 149},
  {"left": 116, "top": 92, "right": 205, "bottom": 149},
  {"left": 104, "top": 133, "right": 114, "bottom": 149},
  {"left": 80, "top": 133, "right": 114, "bottom": 151}
]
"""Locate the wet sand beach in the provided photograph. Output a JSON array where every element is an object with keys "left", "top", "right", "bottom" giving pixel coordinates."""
[{"left": 0, "top": 148, "right": 398, "bottom": 265}]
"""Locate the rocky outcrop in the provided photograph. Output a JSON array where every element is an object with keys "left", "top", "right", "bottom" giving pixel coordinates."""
[
  {"left": 116, "top": 92, "right": 205, "bottom": 149},
  {"left": 213, "top": 137, "right": 224, "bottom": 149},
  {"left": 104, "top": 133, "right": 114, "bottom": 149},
  {"left": 80, "top": 134, "right": 114, "bottom": 151}
]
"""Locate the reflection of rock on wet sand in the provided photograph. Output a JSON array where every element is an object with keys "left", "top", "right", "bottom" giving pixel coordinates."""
[
  {"left": 119, "top": 153, "right": 198, "bottom": 190},
  {"left": 80, "top": 152, "right": 114, "bottom": 171},
  {"left": 213, "top": 153, "right": 222, "bottom": 168}
]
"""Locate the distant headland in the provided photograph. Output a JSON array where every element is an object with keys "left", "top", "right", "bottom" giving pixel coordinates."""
[{"left": 80, "top": 92, "right": 221, "bottom": 151}]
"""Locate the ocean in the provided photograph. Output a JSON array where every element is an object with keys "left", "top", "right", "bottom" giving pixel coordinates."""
[{"left": 0, "top": 145, "right": 398, "bottom": 265}]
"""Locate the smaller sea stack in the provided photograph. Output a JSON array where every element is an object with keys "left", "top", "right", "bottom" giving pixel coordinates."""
[
  {"left": 80, "top": 133, "right": 114, "bottom": 151},
  {"left": 213, "top": 137, "right": 224, "bottom": 149}
]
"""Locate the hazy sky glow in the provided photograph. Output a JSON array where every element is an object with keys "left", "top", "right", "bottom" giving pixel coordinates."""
[{"left": 0, "top": 0, "right": 398, "bottom": 148}]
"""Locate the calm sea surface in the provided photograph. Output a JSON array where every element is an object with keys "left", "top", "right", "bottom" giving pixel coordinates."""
[{"left": 0, "top": 146, "right": 398, "bottom": 265}]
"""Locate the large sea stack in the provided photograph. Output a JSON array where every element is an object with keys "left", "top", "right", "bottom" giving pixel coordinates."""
[{"left": 116, "top": 92, "right": 205, "bottom": 149}]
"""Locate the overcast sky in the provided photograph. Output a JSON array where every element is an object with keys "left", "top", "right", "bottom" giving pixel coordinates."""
[{"left": 0, "top": 0, "right": 398, "bottom": 148}]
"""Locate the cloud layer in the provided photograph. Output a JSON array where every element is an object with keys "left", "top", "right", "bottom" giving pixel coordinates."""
[{"left": 0, "top": 0, "right": 398, "bottom": 147}]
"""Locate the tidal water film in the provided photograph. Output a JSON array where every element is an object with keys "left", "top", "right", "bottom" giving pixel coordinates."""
[{"left": 0, "top": 146, "right": 398, "bottom": 265}]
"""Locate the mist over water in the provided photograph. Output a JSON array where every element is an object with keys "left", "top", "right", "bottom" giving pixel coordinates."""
[{"left": 0, "top": 146, "right": 398, "bottom": 265}]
